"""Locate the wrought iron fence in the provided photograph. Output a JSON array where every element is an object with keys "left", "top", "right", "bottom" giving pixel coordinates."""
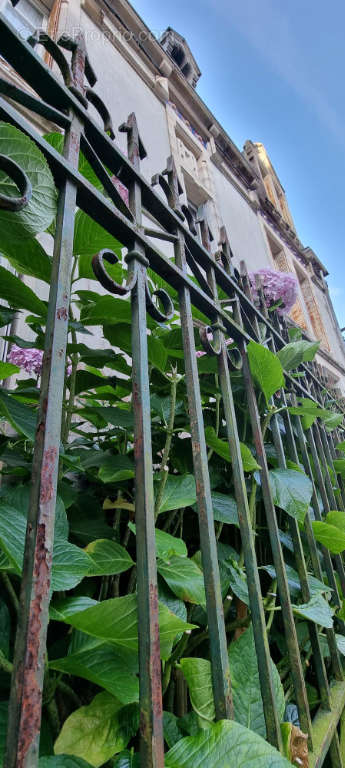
[{"left": 1, "top": 10, "right": 345, "bottom": 767}]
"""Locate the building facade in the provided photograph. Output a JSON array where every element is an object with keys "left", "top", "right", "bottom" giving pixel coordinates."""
[{"left": 1, "top": 0, "right": 345, "bottom": 396}]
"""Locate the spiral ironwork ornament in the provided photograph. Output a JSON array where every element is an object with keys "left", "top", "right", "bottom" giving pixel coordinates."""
[{"left": 0, "top": 155, "right": 32, "bottom": 211}]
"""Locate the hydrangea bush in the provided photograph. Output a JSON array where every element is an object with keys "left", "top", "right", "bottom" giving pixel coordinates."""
[
  {"left": 0, "top": 126, "right": 343, "bottom": 768},
  {"left": 249, "top": 268, "right": 298, "bottom": 315}
]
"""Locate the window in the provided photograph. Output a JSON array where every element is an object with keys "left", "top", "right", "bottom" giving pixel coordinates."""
[{"left": 0, "top": 0, "right": 46, "bottom": 40}]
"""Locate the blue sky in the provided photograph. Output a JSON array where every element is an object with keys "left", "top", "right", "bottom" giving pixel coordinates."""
[{"left": 133, "top": 0, "right": 345, "bottom": 329}]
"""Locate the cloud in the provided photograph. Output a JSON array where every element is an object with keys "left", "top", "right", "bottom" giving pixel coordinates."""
[{"left": 203, "top": 0, "right": 345, "bottom": 150}]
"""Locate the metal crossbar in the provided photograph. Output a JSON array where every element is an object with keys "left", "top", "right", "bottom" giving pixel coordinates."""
[{"left": 1, "top": 12, "right": 345, "bottom": 767}]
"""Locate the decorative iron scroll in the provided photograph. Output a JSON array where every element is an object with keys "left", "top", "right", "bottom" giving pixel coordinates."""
[{"left": 0, "top": 8, "right": 345, "bottom": 768}]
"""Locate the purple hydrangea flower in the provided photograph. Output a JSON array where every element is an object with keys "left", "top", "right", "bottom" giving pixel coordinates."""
[
  {"left": 249, "top": 268, "right": 298, "bottom": 315},
  {"left": 8, "top": 345, "right": 73, "bottom": 378},
  {"left": 8, "top": 345, "right": 43, "bottom": 375}
]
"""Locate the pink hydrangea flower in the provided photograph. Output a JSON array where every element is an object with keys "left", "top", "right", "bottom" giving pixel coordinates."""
[
  {"left": 249, "top": 268, "right": 298, "bottom": 315},
  {"left": 8, "top": 345, "right": 73, "bottom": 378},
  {"left": 8, "top": 345, "right": 43, "bottom": 375},
  {"left": 196, "top": 336, "right": 234, "bottom": 358}
]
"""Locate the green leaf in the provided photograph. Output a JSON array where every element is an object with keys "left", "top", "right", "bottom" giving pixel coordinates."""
[
  {"left": 157, "top": 555, "right": 206, "bottom": 605},
  {"left": 262, "top": 564, "right": 331, "bottom": 599},
  {"left": 292, "top": 593, "right": 333, "bottom": 628},
  {"left": 311, "top": 521, "right": 345, "bottom": 554},
  {"left": 165, "top": 719, "right": 292, "bottom": 767},
  {"left": 163, "top": 712, "right": 184, "bottom": 748},
  {"left": 0, "top": 390, "right": 37, "bottom": 440},
  {"left": 180, "top": 658, "right": 215, "bottom": 721},
  {"left": 180, "top": 628, "right": 284, "bottom": 738},
  {"left": 54, "top": 692, "right": 139, "bottom": 767},
  {"left": 323, "top": 412, "right": 343, "bottom": 432},
  {"left": 335, "top": 634, "right": 345, "bottom": 657},
  {"left": 74, "top": 209, "right": 123, "bottom": 259},
  {"left": 0, "top": 361, "right": 20, "bottom": 379},
  {"left": 128, "top": 522, "right": 187, "bottom": 559},
  {"left": 50, "top": 639, "right": 138, "bottom": 704},
  {"left": 333, "top": 460, "right": 345, "bottom": 478},
  {"left": 81, "top": 297, "right": 132, "bottom": 327},
  {"left": 85, "top": 539, "right": 134, "bottom": 576},
  {"left": 0, "top": 122, "right": 57, "bottom": 239},
  {"left": 0, "top": 237, "right": 51, "bottom": 283},
  {"left": 52, "top": 539, "right": 92, "bottom": 591},
  {"left": 104, "top": 323, "right": 167, "bottom": 370},
  {"left": 204, "top": 427, "right": 260, "bottom": 472},
  {"left": 229, "top": 626, "right": 285, "bottom": 737},
  {"left": 226, "top": 561, "right": 249, "bottom": 605},
  {"left": 112, "top": 752, "right": 140, "bottom": 768},
  {"left": 39, "top": 758, "right": 93, "bottom": 768},
  {"left": 247, "top": 341, "right": 284, "bottom": 404},
  {"left": 277, "top": 340, "right": 320, "bottom": 370},
  {"left": 0, "top": 267, "right": 46, "bottom": 316},
  {"left": 50, "top": 597, "right": 97, "bottom": 622},
  {"left": 0, "top": 503, "right": 91, "bottom": 590},
  {"left": 211, "top": 492, "right": 239, "bottom": 526},
  {"left": 156, "top": 474, "right": 197, "bottom": 514},
  {"left": 326, "top": 510, "right": 345, "bottom": 532},
  {"left": 269, "top": 468, "right": 312, "bottom": 523},
  {"left": 98, "top": 455, "right": 135, "bottom": 484},
  {"left": 80, "top": 407, "right": 133, "bottom": 430},
  {"left": 336, "top": 440, "right": 345, "bottom": 453},
  {"left": 50, "top": 593, "right": 196, "bottom": 660}
]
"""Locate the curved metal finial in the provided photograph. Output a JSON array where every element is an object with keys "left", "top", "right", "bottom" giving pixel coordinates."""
[
  {"left": 92, "top": 249, "right": 137, "bottom": 296},
  {"left": 28, "top": 30, "right": 72, "bottom": 88},
  {"left": 0, "top": 155, "right": 32, "bottom": 211},
  {"left": 227, "top": 345, "right": 242, "bottom": 371},
  {"left": 86, "top": 89, "right": 115, "bottom": 139},
  {"left": 145, "top": 283, "right": 174, "bottom": 323},
  {"left": 199, "top": 323, "right": 224, "bottom": 356}
]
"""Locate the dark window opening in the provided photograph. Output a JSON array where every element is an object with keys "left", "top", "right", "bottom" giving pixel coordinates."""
[{"left": 171, "top": 44, "right": 185, "bottom": 67}]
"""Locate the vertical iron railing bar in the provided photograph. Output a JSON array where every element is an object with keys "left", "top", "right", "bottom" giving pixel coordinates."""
[
  {"left": 288, "top": 395, "right": 344, "bottom": 682},
  {"left": 256, "top": 297, "right": 332, "bottom": 711},
  {"left": 122, "top": 112, "right": 164, "bottom": 768},
  {"left": 238, "top": 263, "right": 313, "bottom": 742},
  {"left": 305, "top": 421, "right": 345, "bottom": 600},
  {"left": 290, "top": 400, "right": 342, "bottom": 604},
  {"left": 202, "top": 225, "right": 282, "bottom": 747},
  {"left": 158, "top": 161, "right": 233, "bottom": 721},
  {"left": 316, "top": 411, "right": 345, "bottom": 512},
  {"left": 326, "top": 432, "right": 345, "bottom": 509},
  {"left": 270, "top": 408, "right": 333, "bottom": 708},
  {"left": 4, "top": 57, "right": 85, "bottom": 768},
  {"left": 312, "top": 420, "right": 339, "bottom": 511},
  {"left": 313, "top": 419, "right": 345, "bottom": 599}
]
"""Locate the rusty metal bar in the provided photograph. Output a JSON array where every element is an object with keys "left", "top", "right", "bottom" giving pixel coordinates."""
[
  {"left": 122, "top": 113, "right": 164, "bottom": 768},
  {"left": 4, "top": 35, "right": 85, "bottom": 765},
  {"left": 239, "top": 266, "right": 312, "bottom": 741},
  {"left": 158, "top": 161, "right": 233, "bottom": 721}
]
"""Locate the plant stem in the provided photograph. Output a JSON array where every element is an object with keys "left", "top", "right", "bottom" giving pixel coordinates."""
[
  {"left": 249, "top": 476, "right": 257, "bottom": 530},
  {"left": 207, "top": 380, "right": 220, "bottom": 461},
  {"left": 62, "top": 319, "right": 78, "bottom": 446},
  {"left": 265, "top": 579, "right": 277, "bottom": 632},
  {"left": 0, "top": 651, "right": 13, "bottom": 675},
  {"left": 154, "top": 371, "right": 178, "bottom": 519},
  {"left": 56, "top": 679, "right": 82, "bottom": 708},
  {"left": 1, "top": 572, "right": 19, "bottom": 614},
  {"left": 186, "top": 614, "right": 251, "bottom": 654}
]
